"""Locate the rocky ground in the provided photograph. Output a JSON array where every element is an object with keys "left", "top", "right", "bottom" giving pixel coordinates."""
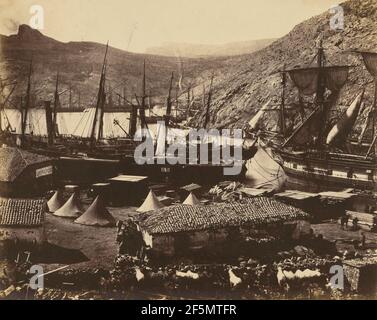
[{"left": 2, "top": 216, "right": 377, "bottom": 300}]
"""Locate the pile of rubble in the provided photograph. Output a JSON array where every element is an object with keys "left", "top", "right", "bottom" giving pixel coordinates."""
[
  {"left": 34, "top": 289, "right": 105, "bottom": 300},
  {"left": 208, "top": 181, "right": 244, "bottom": 201},
  {"left": 43, "top": 268, "right": 110, "bottom": 290},
  {"left": 108, "top": 251, "right": 339, "bottom": 297},
  {"left": 1, "top": 249, "right": 371, "bottom": 299}
]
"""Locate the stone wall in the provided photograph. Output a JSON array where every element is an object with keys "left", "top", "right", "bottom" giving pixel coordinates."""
[{"left": 0, "top": 226, "right": 45, "bottom": 245}]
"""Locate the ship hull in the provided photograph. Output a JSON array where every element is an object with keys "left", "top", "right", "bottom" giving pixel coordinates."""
[
  {"left": 282, "top": 166, "right": 374, "bottom": 192},
  {"left": 274, "top": 149, "right": 377, "bottom": 192}
]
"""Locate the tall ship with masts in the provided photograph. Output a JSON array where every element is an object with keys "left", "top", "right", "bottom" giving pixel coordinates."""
[
  {"left": 1, "top": 41, "right": 240, "bottom": 184},
  {"left": 263, "top": 40, "right": 377, "bottom": 192},
  {"left": 0, "top": 44, "right": 150, "bottom": 183},
  {"left": 15, "top": 44, "right": 142, "bottom": 159}
]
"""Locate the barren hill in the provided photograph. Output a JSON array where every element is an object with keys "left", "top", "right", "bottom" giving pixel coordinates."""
[
  {"left": 191, "top": 0, "right": 377, "bottom": 130},
  {"left": 0, "top": 24, "right": 226, "bottom": 108}
]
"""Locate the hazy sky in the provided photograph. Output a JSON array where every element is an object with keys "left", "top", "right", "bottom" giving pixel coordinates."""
[{"left": 0, "top": 0, "right": 340, "bottom": 52}]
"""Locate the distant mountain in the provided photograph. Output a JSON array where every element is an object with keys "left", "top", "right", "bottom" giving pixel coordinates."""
[
  {"left": 0, "top": 25, "right": 227, "bottom": 108},
  {"left": 145, "top": 39, "right": 276, "bottom": 58}
]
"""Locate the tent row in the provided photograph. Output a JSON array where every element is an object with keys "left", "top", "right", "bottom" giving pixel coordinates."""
[
  {"left": 47, "top": 189, "right": 202, "bottom": 226},
  {"left": 48, "top": 191, "right": 116, "bottom": 227}
]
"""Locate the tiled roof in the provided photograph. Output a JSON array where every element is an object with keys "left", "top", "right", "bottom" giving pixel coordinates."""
[
  {"left": 140, "top": 197, "right": 309, "bottom": 235},
  {"left": 0, "top": 198, "right": 46, "bottom": 226},
  {"left": 0, "top": 147, "right": 51, "bottom": 182}
]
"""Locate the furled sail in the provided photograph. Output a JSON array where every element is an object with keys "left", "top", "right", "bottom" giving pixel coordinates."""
[
  {"left": 326, "top": 91, "right": 365, "bottom": 146},
  {"left": 358, "top": 102, "right": 372, "bottom": 144},
  {"left": 248, "top": 99, "right": 271, "bottom": 130},
  {"left": 360, "top": 52, "right": 377, "bottom": 77},
  {"left": 244, "top": 146, "right": 286, "bottom": 191},
  {"left": 288, "top": 66, "right": 349, "bottom": 96},
  {"left": 282, "top": 106, "right": 322, "bottom": 147},
  {"left": 155, "top": 121, "right": 167, "bottom": 157}
]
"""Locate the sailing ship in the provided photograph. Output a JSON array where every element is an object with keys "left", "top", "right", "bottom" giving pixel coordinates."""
[
  {"left": 0, "top": 44, "right": 146, "bottom": 183},
  {"left": 17, "top": 44, "right": 141, "bottom": 159},
  {"left": 1, "top": 42, "right": 249, "bottom": 185},
  {"left": 146, "top": 73, "right": 247, "bottom": 185},
  {"left": 263, "top": 40, "right": 377, "bottom": 192}
]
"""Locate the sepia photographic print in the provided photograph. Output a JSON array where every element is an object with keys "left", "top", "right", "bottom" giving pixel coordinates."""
[{"left": 0, "top": 0, "right": 377, "bottom": 308}]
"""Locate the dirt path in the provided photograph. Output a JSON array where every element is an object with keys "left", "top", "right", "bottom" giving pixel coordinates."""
[{"left": 42, "top": 206, "right": 137, "bottom": 271}]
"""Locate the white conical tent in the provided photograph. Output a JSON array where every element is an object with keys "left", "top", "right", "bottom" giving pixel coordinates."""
[
  {"left": 47, "top": 190, "right": 63, "bottom": 213},
  {"left": 53, "top": 192, "right": 82, "bottom": 218},
  {"left": 74, "top": 195, "right": 116, "bottom": 227},
  {"left": 137, "top": 190, "right": 164, "bottom": 213},
  {"left": 326, "top": 91, "right": 364, "bottom": 146},
  {"left": 183, "top": 192, "right": 201, "bottom": 206}
]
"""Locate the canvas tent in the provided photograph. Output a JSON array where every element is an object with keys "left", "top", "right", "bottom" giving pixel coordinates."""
[
  {"left": 183, "top": 192, "right": 201, "bottom": 206},
  {"left": 53, "top": 192, "right": 82, "bottom": 218},
  {"left": 47, "top": 190, "right": 63, "bottom": 213},
  {"left": 74, "top": 195, "right": 115, "bottom": 227},
  {"left": 137, "top": 190, "right": 164, "bottom": 213}
]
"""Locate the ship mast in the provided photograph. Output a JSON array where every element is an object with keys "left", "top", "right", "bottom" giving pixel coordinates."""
[
  {"left": 129, "top": 100, "right": 138, "bottom": 137},
  {"left": 98, "top": 63, "right": 107, "bottom": 140},
  {"left": 0, "top": 82, "right": 16, "bottom": 133},
  {"left": 69, "top": 84, "right": 72, "bottom": 109},
  {"left": 279, "top": 66, "right": 286, "bottom": 136},
  {"left": 175, "top": 83, "right": 179, "bottom": 118},
  {"left": 201, "top": 84, "right": 206, "bottom": 128},
  {"left": 21, "top": 60, "right": 33, "bottom": 141},
  {"left": 148, "top": 89, "right": 152, "bottom": 116},
  {"left": 52, "top": 71, "right": 60, "bottom": 139},
  {"left": 282, "top": 42, "right": 350, "bottom": 149},
  {"left": 90, "top": 42, "right": 108, "bottom": 147},
  {"left": 203, "top": 75, "right": 214, "bottom": 129},
  {"left": 140, "top": 60, "right": 147, "bottom": 128},
  {"left": 186, "top": 84, "right": 191, "bottom": 120},
  {"left": 315, "top": 39, "right": 327, "bottom": 145},
  {"left": 44, "top": 100, "right": 54, "bottom": 146},
  {"left": 165, "top": 72, "right": 174, "bottom": 128}
]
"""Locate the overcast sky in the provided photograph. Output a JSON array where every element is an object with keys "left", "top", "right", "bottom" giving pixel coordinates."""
[{"left": 0, "top": 0, "right": 340, "bottom": 52}]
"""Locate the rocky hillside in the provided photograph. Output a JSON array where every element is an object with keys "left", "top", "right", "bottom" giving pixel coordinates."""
[
  {"left": 0, "top": 25, "right": 227, "bottom": 107},
  {"left": 1, "top": 0, "right": 376, "bottom": 135},
  {"left": 192, "top": 0, "right": 377, "bottom": 131}
]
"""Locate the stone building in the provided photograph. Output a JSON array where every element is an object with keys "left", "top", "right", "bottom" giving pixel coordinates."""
[
  {"left": 139, "top": 197, "right": 310, "bottom": 258},
  {"left": 0, "top": 198, "right": 46, "bottom": 245},
  {"left": 0, "top": 146, "right": 54, "bottom": 198}
]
